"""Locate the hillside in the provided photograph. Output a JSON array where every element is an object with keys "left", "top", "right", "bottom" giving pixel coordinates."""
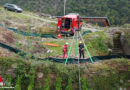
[
  {"left": 0, "top": 4, "right": 130, "bottom": 90},
  {"left": 0, "top": 0, "right": 130, "bottom": 25},
  {"left": 0, "top": 6, "right": 130, "bottom": 58},
  {"left": 0, "top": 57, "right": 130, "bottom": 90}
]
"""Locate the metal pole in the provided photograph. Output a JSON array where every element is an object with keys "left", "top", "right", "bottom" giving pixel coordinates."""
[{"left": 64, "top": 0, "right": 66, "bottom": 15}]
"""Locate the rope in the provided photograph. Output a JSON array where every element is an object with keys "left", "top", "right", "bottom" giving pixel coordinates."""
[
  {"left": 65, "top": 33, "right": 75, "bottom": 65},
  {"left": 76, "top": 32, "right": 78, "bottom": 56},
  {"left": 76, "top": 32, "right": 81, "bottom": 90},
  {"left": 79, "top": 32, "right": 93, "bottom": 63}
]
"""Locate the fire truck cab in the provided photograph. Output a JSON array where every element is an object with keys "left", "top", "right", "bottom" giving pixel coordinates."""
[{"left": 57, "top": 13, "right": 82, "bottom": 35}]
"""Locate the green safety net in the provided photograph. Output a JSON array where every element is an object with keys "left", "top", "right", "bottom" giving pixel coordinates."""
[
  {"left": 0, "top": 42, "right": 130, "bottom": 64},
  {"left": 0, "top": 24, "right": 92, "bottom": 39},
  {"left": 1, "top": 24, "right": 130, "bottom": 63},
  {"left": 0, "top": 24, "right": 58, "bottom": 39}
]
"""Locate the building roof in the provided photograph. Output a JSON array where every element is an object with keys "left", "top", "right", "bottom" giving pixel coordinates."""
[{"left": 81, "top": 17, "right": 110, "bottom": 26}]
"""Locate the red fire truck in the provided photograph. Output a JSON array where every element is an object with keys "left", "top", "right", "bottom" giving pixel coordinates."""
[
  {"left": 57, "top": 13, "right": 82, "bottom": 35},
  {"left": 56, "top": 13, "right": 110, "bottom": 35}
]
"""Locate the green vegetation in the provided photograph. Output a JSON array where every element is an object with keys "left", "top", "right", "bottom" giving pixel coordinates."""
[
  {"left": 42, "top": 77, "right": 50, "bottom": 90},
  {"left": 55, "top": 77, "right": 62, "bottom": 90},
  {"left": 0, "top": 57, "right": 129, "bottom": 89},
  {"left": 81, "top": 78, "right": 88, "bottom": 90},
  {"left": 0, "top": 1, "right": 129, "bottom": 89},
  {"left": 0, "top": 0, "right": 129, "bottom": 25},
  {"left": 15, "top": 76, "right": 22, "bottom": 90},
  {"left": 121, "top": 24, "right": 130, "bottom": 46},
  {"left": 0, "top": 7, "right": 57, "bottom": 35},
  {"left": 65, "top": 77, "right": 72, "bottom": 90},
  {"left": 83, "top": 31, "right": 109, "bottom": 56},
  {"left": 27, "top": 74, "right": 35, "bottom": 90}
]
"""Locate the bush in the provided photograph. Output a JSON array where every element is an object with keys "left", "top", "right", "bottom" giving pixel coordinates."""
[
  {"left": 15, "top": 76, "right": 22, "bottom": 90},
  {"left": 27, "top": 74, "right": 35, "bottom": 90},
  {"left": 65, "top": 77, "right": 72, "bottom": 90},
  {"left": 42, "top": 77, "right": 50, "bottom": 90},
  {"left": 84, "top": 31, "right": 108, "bottom": 55},
  {"left": 55, "top": 77, "right": 62, "bottom": 90},
  {"left": 81, "top": 78, "right": 88, "bottom": 90}
]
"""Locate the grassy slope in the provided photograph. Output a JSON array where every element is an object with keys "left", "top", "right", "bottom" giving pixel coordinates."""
[
  {"left": 1, "top": 6, "right": 130, "bottom": 59},
  {"left": 0, "top": 6, "right": 57, "bottom": 34},
  {"left": 0, "top": 6, "right": 129, "bottom": 58},
  {"left": 0, "top": 6, "right": 130, "bottom": 89},
  {"left": 0, "top": 6, "right": 112, "bottom": 58},
  {"left": 0, "top": 57, "right": 129, "bottom": 89}
]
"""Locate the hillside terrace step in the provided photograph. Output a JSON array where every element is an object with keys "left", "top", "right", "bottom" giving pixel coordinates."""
[
  {"left": 112, "top": 51, "right": 123, "bottom": 53},
  {"left": 113, "top": 39, "right": 120, "bottom": 41},
  {"left": 113, "top": 40, "right": 121, "bottom": 41},
  {"left": 114, "top": 42, "right": 121, "bottom": 44},
  {"left": 114, "top": 41, "right": 121, "bottom": 42},
  {"left": 113, "top": 42, "right": 121, "bottom": 43},
  {"left": 112, "top": 52, "right": 123, "bottom": 53},
  {"left": 112, "top": 50, "right": 123, "bottom": 52},
  {"left": 114, "top": 45, "right": 121, "bottom": 46},
  {"left": 113, "top": 47, "right": 122, "bottom": 48},
  {"left": 113, "top": 39, "right": 120, "bottom": 40},
  {"left": 128, "top": 65, "right": 130, "bottom": 71},
  {"left": 113, "top": 40, "right": 120, "bottom": 42},
  {"left": 114, "top": 46, "right": 121, "bottom": 47},
  {"left": 114, "top": 44, "right": 121, "bottom": 46},
  {"left": 113, "top": 49, "right": 122, "bottom": 50},
  {"left": 114, "top": 43, "right": 121, "bottom": 44},
  {"left": 113, "top": 48, "right": 122, "bottom": 49}
]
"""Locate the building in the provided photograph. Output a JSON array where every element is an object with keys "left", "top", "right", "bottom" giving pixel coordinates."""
[{"left": 81, "top": 17, "right": 110, "bottom": 27}]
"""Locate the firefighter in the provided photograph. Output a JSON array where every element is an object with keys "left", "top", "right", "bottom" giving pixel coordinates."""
[
  {"left": 79, "top": 41, "right": 85, "bottom": 59},
  {"left": 62, "top": 42, "right": 68, "bottom": 59}
]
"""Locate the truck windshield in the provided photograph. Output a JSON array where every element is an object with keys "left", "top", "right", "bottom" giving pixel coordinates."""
[{"left": 61, "top": 18, "right": 72, "bottom": 29}]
